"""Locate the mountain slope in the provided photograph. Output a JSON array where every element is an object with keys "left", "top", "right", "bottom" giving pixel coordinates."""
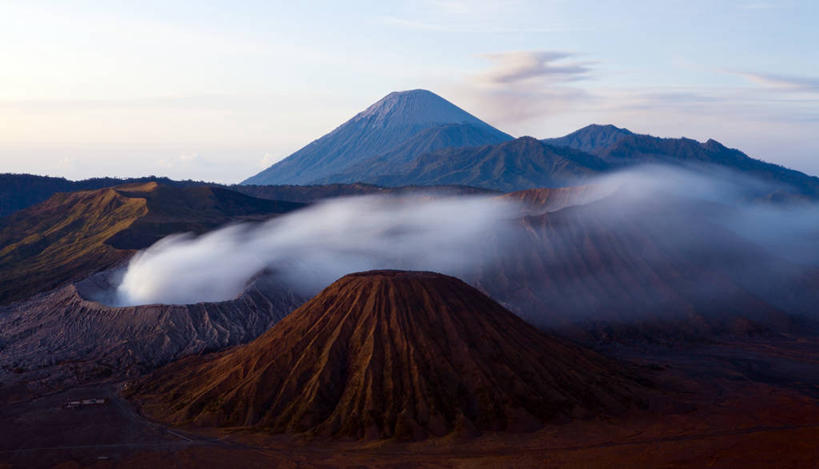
[
  {"left": 543, "top": 124, "right": 634, "bottom": 154},
  {"left": 243, "top": 90, "right": 512, "bottom": 185},
  {"left": 467, "top": 188, "right": 818, "bottom": 341},
  {"left": 314, "top": 123, "right": 515, "bottom": 184},
  {"left": 106, "top": 183, "right": 304, "bottom": 249},
  {"left": 0, "top": 183, "right": 304, "bottom": 305},
  {"left": 234, "top": 181, "right": 497, "bottom": 203},
  {"left": 0, "top": 174, "right": 496, "bottom": 217},
  {"left": 545, "top": 126, "right": 819, "bottom": 198},
  {"left": 601, "top": 136, "right": 819, "bottom": 198},
  {"left": 0, "top": 174, "right": 210, "bottom": 218},
  {"left": 0, "top": 187, "right": 146, "bottom": 305},
  {"left": 360, "top": 137, "right": 611, "bottom": 191},
  {"left": 132, "top": 270, "right": 643, "bottom": 439}
]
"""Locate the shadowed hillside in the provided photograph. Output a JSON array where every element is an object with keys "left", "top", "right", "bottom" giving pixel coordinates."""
[{"left": 471, "top": 187, "right": 819, "bottom": 341}]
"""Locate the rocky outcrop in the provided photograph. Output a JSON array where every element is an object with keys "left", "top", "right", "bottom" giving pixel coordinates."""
[{"left": 0, "top": 273, "right": 304, "bottom": 390}]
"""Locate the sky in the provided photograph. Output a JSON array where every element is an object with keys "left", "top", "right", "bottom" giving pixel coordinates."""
[{"left": 1, "top": 0, "right": 817, "bottom": 183}]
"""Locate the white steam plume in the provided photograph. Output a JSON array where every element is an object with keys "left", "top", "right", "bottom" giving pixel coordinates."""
[{"left": 114, "top": 195, "right": 521, "bottom": 306}]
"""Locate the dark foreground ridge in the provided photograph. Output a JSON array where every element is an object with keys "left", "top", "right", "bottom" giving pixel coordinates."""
[{"left": 131, "top": 270, "right": 645, "bottom": 440}]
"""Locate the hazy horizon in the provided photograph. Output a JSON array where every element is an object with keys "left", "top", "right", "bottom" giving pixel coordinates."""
[{"left": 2, "top": 1, "right": 818, "bottom": 183}]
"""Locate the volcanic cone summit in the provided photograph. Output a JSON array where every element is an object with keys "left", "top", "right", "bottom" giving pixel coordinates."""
[{"left": 132, "top": 270, "right": 643, "bottom": 439}]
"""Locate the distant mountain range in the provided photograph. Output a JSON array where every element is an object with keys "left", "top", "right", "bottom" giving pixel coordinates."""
[
  {"left": 544, "top": 124, "right": 819, "bottom": 199},
  {"left": 244, "top": 90, "right": 819, "bottom": 198}
]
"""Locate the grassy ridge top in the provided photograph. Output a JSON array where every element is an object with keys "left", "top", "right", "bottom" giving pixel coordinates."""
[
  {"left": 0, "top": 188, "right": 147, "bottom": 305},
  {"left": 0, "top": 184, "right": 305, "bottom": 305}
]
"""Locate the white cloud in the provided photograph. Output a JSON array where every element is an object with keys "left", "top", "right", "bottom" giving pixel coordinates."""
[
  {"left": 259, "top": 152, "right": 280, "bottom": 168},
  {"left": 452, "top": 50, "right": 594, "bottom": 127},
  {"left": 476, "top": 51, "right": 592, "bottom": 85}
]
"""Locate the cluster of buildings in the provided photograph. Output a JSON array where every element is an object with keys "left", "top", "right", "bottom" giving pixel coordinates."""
[{"left": 65, "top": 398, "right": 106, "bottom": 409}]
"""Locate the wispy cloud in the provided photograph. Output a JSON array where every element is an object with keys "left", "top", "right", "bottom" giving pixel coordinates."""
[
  {"left": 603, "top": 85, "right": 819, "bottom": 120},
  {"left": 619, "top": 89, "right": 725, "bottom": 111},
  {"left": 259, "top": 152, "right": 280, "bottom": 169},
  {"left": 476, "top": 87, "right": 592, "bottom": 127},
  {"left": 379, "top": 16, "right": 579, "bottom": 34},
  {"left": 638, "top": 91, "right": 721, "bottom": 105},
  {"left": 476, "top": 51, "right": 592, "bottom": 85},
  {"left": 459, "top": 50, "right": 594, "bottom": 126},
  {"left": 739, "top": 1, "right": 782, "bottom": 9},
  {"left": 735, "top": 71, "right": 819, "bottom": 92}
]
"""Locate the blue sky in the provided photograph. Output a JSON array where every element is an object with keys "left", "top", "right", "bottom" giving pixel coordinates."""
[{"left": 1, "top": 0, "right": 817, "bottom": 182}]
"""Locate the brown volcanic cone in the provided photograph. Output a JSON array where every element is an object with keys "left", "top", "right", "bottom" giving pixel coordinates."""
[{"left": 133, "top": 270, "right": 643, "bottom": 439}]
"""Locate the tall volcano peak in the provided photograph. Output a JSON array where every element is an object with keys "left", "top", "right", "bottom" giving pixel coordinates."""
[
  {"left": 352, "top": 89, "right": 492, "bottom": 129},
  {"left": 242, "top": 90, "right": 511, "bottom": 185}
]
